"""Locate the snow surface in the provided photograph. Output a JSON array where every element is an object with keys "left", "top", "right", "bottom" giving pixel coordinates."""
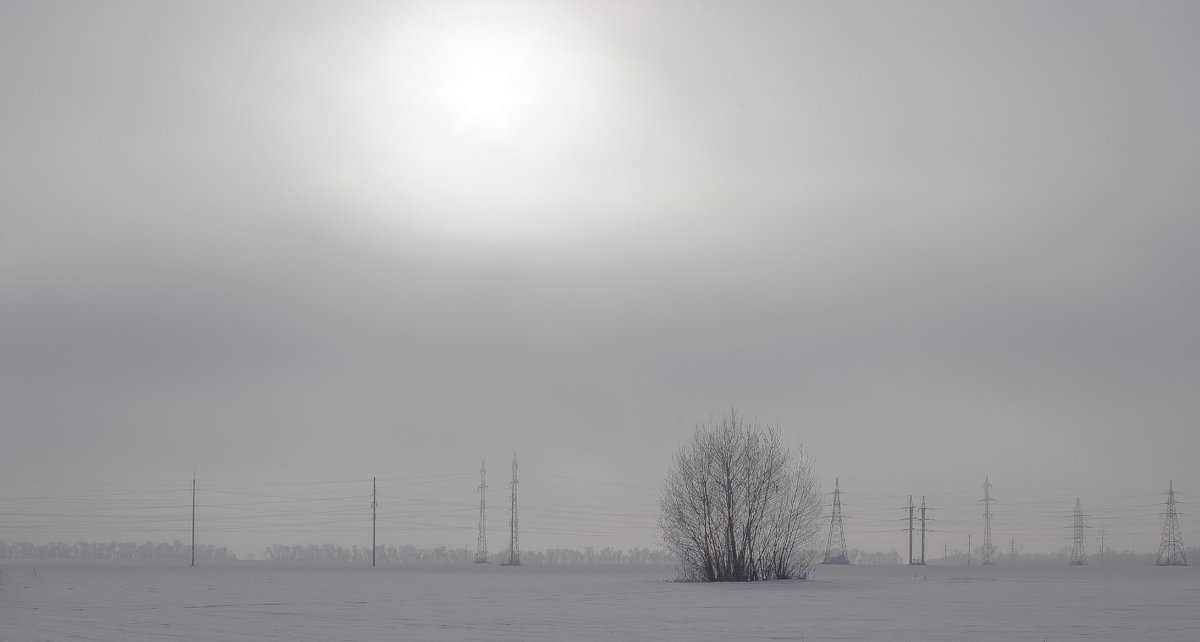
[{"left": 2, "top": 561, "right": 1198, "bottom": 641}]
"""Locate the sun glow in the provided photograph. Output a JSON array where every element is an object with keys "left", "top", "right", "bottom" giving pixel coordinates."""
[
  {"left": 347, "top": 10, "right": 602, "bottom": 246},
  {"left": 425, "top": 29, "right": 554, "bottom": 145}
]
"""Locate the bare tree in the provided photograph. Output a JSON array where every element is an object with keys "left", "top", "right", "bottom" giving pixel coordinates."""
[{"left": 659, "top": 410, "right": 822, "bottom": 581}]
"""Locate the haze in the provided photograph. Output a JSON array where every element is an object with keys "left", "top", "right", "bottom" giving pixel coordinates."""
[{"left": 2, "top": 1, "right": 1198, "bottom": 559}]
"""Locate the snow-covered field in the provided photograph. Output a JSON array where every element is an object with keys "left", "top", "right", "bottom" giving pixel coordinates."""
[{"left": 2, "top": 560, "right": 1197, "bottom": 641}]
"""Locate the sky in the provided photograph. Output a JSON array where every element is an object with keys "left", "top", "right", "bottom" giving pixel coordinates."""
[{"left": 2, "top": 1, "right": 1199, "bottom": 560}]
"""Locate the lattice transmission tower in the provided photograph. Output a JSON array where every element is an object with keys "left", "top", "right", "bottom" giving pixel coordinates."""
[
  {"left": 981, "top": 476, "right": 996, "bottom": 565},
  {"left": 1156, "top": 480, "right": 1188, "bottom": 566},
  {"left": 822, "top": 478, "right": 849, "bottom": 564},
  {"left": 504, "top": 454, "right": 520, "bottom": 566},
  {"left": 474, "top": 461, "right": 488, "bottom": 563},
  {"left": 1069, "top": 498, "right": 1089, "bottom": 566}
]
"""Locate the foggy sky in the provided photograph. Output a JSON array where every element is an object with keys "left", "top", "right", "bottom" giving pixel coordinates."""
[{"left": 2, "top": 1, "right": 1198, "bottom": 558}]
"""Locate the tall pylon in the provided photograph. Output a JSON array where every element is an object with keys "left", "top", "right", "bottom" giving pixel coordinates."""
[
  {"left": 1069, "top": 498, "right": 1089, "bottom": 566},
  {"left": 907, "top": 495, "right": 915, "bottom": 565},
  {"left": 1156, "top": 480, "right": 1188, "bottom": 566},
  {"left": 981, "top": 476, "right": 996, "bottom": 565},
  {"left": 504, "top": 454, "right": 520, "bottom": 566},
  {"left": 474, "top": 461, "right": 488, "bottom": 563},
  {"left": 919, "top": 496, "right": 928, "bottom": 566},
  {"left": 822, "top": 479, "right": 849, "bottom": 564}
]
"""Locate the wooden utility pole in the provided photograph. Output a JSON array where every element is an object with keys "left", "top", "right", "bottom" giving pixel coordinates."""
[
  {"left": 1099, "top": 526, "right": 1106, "bottom": 568},
  {"left": 372, "top": 477, "right": 377, "bottom": 568},
  {"left": 191, "top": 474, "right": 196, "bottom": 567}
]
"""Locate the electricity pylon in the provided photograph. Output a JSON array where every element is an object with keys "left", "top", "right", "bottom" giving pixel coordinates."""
[
  {"left": 822, "top": 479, "right": 849, "bottom": 564},
  {"left": 504, "top": 454, "right": 520, "bottom": 566},
  {"left": 1069, "top": 498, "right": 1089, "bottom": 566},
  {"left": 905, "top": 495, "right": 928, "bottom": 565},
  {"left": 919, "top": 496, "right": 928, "bottom": 566},
  {"left": 907, "top": 495, "right": 915, "bottom": 565},
  {"left": 474, "top": 461, "right": 488, "bottom": 563},
  {"left": 981, "top": 477, "right": 996, "bottom": 565},
  {"left": 1156, "top": 480, "right": 1188, "bottom": 566}
]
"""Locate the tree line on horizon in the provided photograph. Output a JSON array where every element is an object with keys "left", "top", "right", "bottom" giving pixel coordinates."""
[
  {"left": 0, "top": 539, "right": 236, "bottom": 561},
  {"left": 260, "top": 544, "right": 675, "bottom": 565},
  {"left": 7, "top": 538, "right": 1190, "bottom": 568},
  {"left": 0, "top": 539, "right": 674, "bottom": 565}
]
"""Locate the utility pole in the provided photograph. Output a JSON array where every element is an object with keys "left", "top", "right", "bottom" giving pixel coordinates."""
[
  {"left": 475, "top": 461, "right": 488, "bottom": 563},
  {"left": 1099, "top": 526, "right": 1106, "bottom": 569},
  {"left": 372, "top": 477, "right": 377, "bottom": 568},
  {"left": 191, "top": 472, "right": 196, "bottom": 568},
  {"left": 919, "top": 496, "right": 927, "bottom": 565},
  {"left": 505, "top": 454, "right": 520, "bottom": 566},
  {"left": 967, "top": 534, "right": 971, "bottom": 566},
  {"left": 904, "top": 496, "right": 927, "bottom": 565},
  {"left": 1010, "top": 538, "right": 1016, "bottom": 566},
  {"left": 981, "top": 477, "right": 996, "bottom": 565},
  {"left": 1156, "top": 480, "right": 1188, "bottom": 566},
  {"left": 907, "top": 496, "right": 915, "bottom": 565}
]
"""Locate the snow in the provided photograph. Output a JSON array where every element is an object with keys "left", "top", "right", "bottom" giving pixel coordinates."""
[{"left": 2, "top": 561, "right": 1198, "bottom": 641}]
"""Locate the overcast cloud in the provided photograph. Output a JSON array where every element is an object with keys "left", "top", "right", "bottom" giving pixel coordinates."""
[{"left": 2, "top": 1, "right": 1198, "bottom": 557}]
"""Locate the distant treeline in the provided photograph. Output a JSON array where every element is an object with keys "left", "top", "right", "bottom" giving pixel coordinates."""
[
  {"left": 0, "top": 539, "right": 237, "bottom": 561},
  {"left": 8, "top": 539, "right": 1195, "bottom": 567},
  {"left": 844, "top": 546, "right": 1200, "bottom": 567},
  {"left": 937, "top": 546, "right": 1200, "bottom": 568},
  {"left": 261, "top": 544, "right": 675, "bottom": 565},
  {"left": 0, "top": 540, "right": 673, "bottom": 564}
]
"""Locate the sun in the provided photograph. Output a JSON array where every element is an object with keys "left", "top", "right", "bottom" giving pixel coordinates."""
[
  {"left": 348, "top": 10, "right": 595, "bottom": 246},
  {"left": 424, "top": 29, "right": 550, "bottom": 145}
]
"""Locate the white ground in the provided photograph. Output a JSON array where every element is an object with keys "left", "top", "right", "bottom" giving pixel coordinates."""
[{"left": 2, "top": 561, "right": 1197, "bottom": 641}]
